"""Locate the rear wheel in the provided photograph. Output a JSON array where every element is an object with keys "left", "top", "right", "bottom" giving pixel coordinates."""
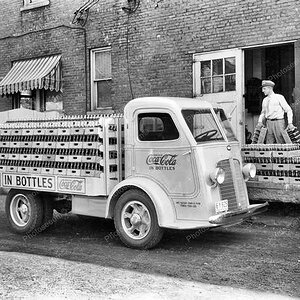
[
  {"left": 114, "top": 189, "right": 164, "bottom": 249},
  {"left": 5, "top": 190, "right": 44, "bottom": 234}
]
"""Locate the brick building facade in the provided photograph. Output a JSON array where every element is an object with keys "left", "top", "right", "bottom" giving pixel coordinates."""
[{"left": 0, "top": 0, "right": 299, "bottom": 141}]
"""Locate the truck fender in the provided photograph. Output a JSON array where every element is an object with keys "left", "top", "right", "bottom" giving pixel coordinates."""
[{"left": 106, "top": 177, "right": 176, "bottom": 228}]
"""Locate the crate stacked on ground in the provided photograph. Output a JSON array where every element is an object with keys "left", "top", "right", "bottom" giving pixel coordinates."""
[
  {"left": 242, "top": 144, "right": 300, "bottom": 184},
  {"left": 0, "top": 114, "right": 124, "bottom": 196}
]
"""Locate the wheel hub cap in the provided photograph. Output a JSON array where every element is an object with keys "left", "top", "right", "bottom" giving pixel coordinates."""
[
  {"left": 10, "top": 194, "right": 31, "bottom": 227},
  {"left": 121, "top": 201, "right": 152, "bottom": 240},
  {"left": 20, "top": 204, "right": 28, "bottom": 214},
  {"left": 130, "top": 213, "right": 141, "bottom": 226}
]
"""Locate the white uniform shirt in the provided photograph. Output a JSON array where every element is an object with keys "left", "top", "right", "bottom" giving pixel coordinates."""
[{"left": 258, "top": 92, "right": 293, "bottom": 124}]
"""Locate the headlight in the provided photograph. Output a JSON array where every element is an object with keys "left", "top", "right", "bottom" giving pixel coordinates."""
[
  {"left": 209, "top": 167, "right": 225, "bottom": 186},
  {"left": 242, "top": 163, "right": 256, "bottom": 181}
]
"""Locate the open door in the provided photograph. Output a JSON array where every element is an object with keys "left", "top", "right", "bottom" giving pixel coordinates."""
[
  {"left": 294, "top": 40, "right": 300, "bottom": 129},
  {"left": 193, "top": 49, "right": 244, "bottom": 143}
]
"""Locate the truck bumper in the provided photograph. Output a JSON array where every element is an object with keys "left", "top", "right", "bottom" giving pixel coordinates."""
[{"left": 208, "top": 202, "right": 269, "bottom": 226}]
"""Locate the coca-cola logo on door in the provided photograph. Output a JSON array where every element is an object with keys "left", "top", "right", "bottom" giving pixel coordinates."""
[{"left": 146, "top": 153, "right": 177, "bottom": 171}]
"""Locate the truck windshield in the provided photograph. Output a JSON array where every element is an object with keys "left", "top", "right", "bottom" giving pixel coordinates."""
[
  {"left": 182, "top": 108, "right": 237, "bottom": 143},
  {"left": 213, "top": 108, "right": 237, "bottom": 142},
  {"left": 182, "top": 109, "right": 224, "bottom": 143}
]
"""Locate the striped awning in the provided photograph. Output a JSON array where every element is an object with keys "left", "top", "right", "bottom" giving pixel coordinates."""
[{"left": 0, "top": 54, "right": 62, "bottom": 95}]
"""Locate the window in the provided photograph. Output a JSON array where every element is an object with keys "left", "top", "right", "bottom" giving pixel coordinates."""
[
  {"left": 214, "top": 108, "right": 237, "bottom": 142},
  {"left": 182, "top": 109, "right": 224, "bottom": 143},
  {"left": 200, "top": 57, "right": 236, "bottom": 94},
  {"left": 91, "top": 47, "right": 112, "bottom": 109},
  {"left": 138, "top": 113, "right": 179, "bottom": 141},
  {"left": 12, "top": 89, "right": 63, "bottom": 112},
  {"left": 44, "top": 90, "right": 63, "bottom": 112},
  {"left": 21, "top": 0, "right": 50, "bottom": 11}
]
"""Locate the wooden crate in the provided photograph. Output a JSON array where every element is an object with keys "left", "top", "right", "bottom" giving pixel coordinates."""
[
  {"left": 53, "top": 168, "right": 67, "bottom": 176},
  {"left": 272, "top": 177, "right": 289, "bottom": 184},
  {"left": 272, "top": 163, "right": 290, "bottom": 171},
  {"left": 290, "top": 164, "right": 300, "bottom": 171},
  {"left": 241, "top": 150, "right": 255, "bottom": 157},
  {"left": 66, "top": 169, "right": 81, "bottom": 176},
  {"left": 258, "top": 175, "right": 273, "bottom": 182},
  {"left": 255, "top": 150, "right": 272, "bottom": 158},
  {"left": 289, "top": 177, "right": 300, "bottom": 185},
  {"left": 41, "top": 168, "right": 54, "bottom": 175},
  {"left": 256, "top": 163, "right": 273, "bottom": 170}
]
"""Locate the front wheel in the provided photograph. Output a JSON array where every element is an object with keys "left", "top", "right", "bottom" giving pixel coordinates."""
[
  {"left": 5, "top": 190, "right": 44, "bottom": 234},
  {"left": 114, "top": 189, "right": 164, "bottom": 249}
]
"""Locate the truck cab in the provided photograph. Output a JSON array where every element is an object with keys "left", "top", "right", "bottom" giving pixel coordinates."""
[{"left": 108, "top": 97, "right": 267, "bottom": 248}]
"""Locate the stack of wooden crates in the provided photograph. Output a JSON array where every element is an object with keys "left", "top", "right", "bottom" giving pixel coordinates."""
[{"left": 242, "top": 126, "right": 300, "bottom": 184}]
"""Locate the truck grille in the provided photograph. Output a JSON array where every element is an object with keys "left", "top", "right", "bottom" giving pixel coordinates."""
[{"left": 217, "top": 159, "right": 248, "bottom": 212}]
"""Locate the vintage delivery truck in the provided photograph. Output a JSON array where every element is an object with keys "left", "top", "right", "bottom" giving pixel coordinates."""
[{"left": 0, "top": 97, "right": 267, "bottom": 249}]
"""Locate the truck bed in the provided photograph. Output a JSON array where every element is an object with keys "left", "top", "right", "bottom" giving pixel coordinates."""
[
  {"left": 0, "top": 114, "right": 124, "bottom": 196},
  {"left": 242, "top": 144, "right": 300, "bottom": 204}
]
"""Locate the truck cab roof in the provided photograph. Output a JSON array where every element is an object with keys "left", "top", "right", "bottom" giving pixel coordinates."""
[{"left": 125, "top": 97, "right": 214, "bottom": 113}]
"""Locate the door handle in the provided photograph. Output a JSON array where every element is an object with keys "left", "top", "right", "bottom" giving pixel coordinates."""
[{"left": 182, "top": 150, "right": 192, "bottom": 156}]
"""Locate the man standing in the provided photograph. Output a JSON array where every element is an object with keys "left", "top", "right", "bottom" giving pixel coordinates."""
[{"left": 257, "top": 80, "right": 295, "bottom": 144}]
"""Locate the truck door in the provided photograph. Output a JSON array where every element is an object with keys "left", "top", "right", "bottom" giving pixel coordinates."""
[{"left": 132, "top": 110, "right": 198, "bottom": 197}]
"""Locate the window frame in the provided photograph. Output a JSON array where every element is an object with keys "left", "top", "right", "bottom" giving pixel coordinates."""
[
  {"left": 200, "top": 57, "right": 236, "bottom": 94},
  {"left": 21, "top": 0, "right": 50, "bottom": 11},
  {"left": 90, "top": 47, "right": 112, "bottom": 110}
]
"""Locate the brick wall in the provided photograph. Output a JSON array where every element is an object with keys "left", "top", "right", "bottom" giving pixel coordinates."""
[
  {"left": 0, "top": 26, "right": 86, "bottom": 114},
  {"left": 0, "top": 0, "right": 299, "bottom": 114}
]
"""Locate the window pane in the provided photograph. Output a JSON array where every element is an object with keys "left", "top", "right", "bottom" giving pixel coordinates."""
[
  {"left": 182, "top": 109, "right": 224, "bottom": 143},
  {"left": 213, "top": 76, "right": 223, "bottom": 93},
  {"left": 20, "top": 97, "right": 34, "bottom": 110},
  {"left": 214, "top": 108, "right": 237, "bottom": 141},
  {"left": 97, "top": 80, "right": 112, "bottom": 108},
  {"left": 225, "top": 57, "right": 235, "bottom": 74},
  {"left": 45, "top": 90, "right": 63, "bottom": 112},
  {"left": 213, "top": 59, "right": 223, "bottom": 75},
  {"left": 201, "top": 61, "right": 211, "bottom": 77},
  {"left": 139, "top": 117, "right": 163, "bottom": 133},
  {"left": 225, "top": 75, "right": 236, "bottom": 91},
  {"left": 138, "top": 113, "right": 179, "bottom": 141},
  {"left": 95, "top": 51, "right": 111, "bottom": 79},
  {"left": 201, "top": 78, "right": 211, "bottom": 94}
]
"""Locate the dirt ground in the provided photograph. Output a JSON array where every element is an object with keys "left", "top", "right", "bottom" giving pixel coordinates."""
[{"left": 0, "top": 196, "right": 299, "bottom": 299}]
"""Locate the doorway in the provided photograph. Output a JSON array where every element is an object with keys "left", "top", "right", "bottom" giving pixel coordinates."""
[{"left": 244, "top": 43, "right": 295, "bottom": 142}]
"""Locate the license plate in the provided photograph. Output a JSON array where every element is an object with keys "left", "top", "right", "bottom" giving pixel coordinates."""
[{"left": 215, "top": 200, "right": 228, "bottom": 213}]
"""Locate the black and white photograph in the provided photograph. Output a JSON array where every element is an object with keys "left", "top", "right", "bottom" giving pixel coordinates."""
[{"left": 0, "top": 0, "right": 299, "bottom": 299}]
